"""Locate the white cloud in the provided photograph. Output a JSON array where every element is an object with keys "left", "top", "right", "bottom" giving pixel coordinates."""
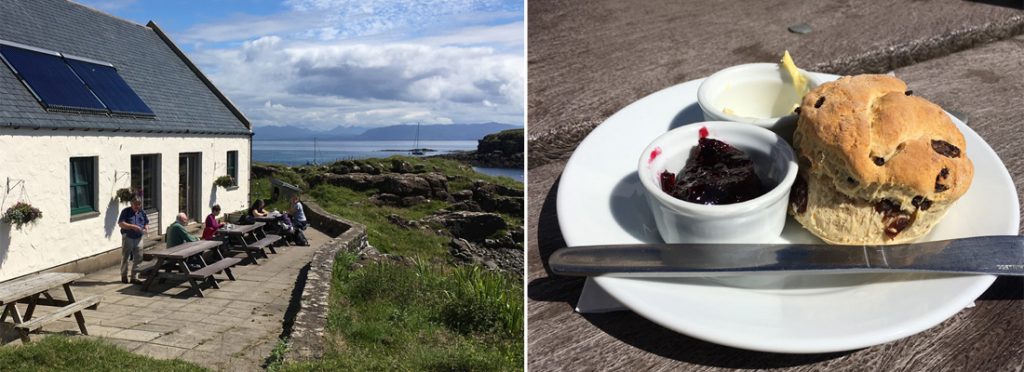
[
  {"left": 194, "top": 35, "right": 522, "bottom": 130},
  {"left": 169, "top": 0, "right": 522, "bottom": 131}
]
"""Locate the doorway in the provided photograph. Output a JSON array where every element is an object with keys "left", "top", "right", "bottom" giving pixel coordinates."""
[{"left": 178, "top": 153, "right": 201, "bottom": 224}]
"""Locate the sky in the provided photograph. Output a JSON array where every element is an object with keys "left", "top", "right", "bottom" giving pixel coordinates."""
[{"left": 73, "top": 0, "right": 525, "bottom": 130}]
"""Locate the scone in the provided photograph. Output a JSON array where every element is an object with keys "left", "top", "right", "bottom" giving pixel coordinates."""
[{"left": 789, "top": 74, "right": 973, "bottom": 244}]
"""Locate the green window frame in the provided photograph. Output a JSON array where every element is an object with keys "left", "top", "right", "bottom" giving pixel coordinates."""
[
  {"left": 226, "top": 151, "right": 238, "bottom": 187},
  {"left": 70, "top": 157, "right": 96, "bottom": 215}
]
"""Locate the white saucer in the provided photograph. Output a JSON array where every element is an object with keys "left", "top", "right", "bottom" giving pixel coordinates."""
[{"left": 555, "top": 73, "right": 1020, "bottom": 353}]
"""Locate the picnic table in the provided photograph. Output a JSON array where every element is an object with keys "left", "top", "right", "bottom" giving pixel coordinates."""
[
  {"left": 252, "top": 211, "right": 283, "bottom": 224},
  {"left": 217, "top": 222, "right": 283, "bottom": 264},
  {"left": 528, "top": 1, "right": 1024, "bottom": 370},
  {"left": 142, "top": 240, "right": 241, "bottom": 297},
  {"left": 0, "top": 272, "right": 100, "bottom": 343}
]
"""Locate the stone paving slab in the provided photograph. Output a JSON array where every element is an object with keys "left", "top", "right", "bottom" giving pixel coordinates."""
[{"left": 0, "top": 226, "right": 329, "bottom": 371}]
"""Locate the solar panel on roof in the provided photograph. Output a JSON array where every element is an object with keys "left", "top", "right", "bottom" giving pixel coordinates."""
[
  {"left": 65, "top": 58, "right": 154, "bottom": 116},
  {"left": 0, "top": 44, "right": 107, "bottom": 112}
]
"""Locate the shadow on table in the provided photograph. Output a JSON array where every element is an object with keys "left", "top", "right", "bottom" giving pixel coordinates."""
[
  {"left": 528, "top": 176, "right": 852, "bottom": 368},
  {"left": 967, "top": 0, "right": 1024, "bottom": 10},
  {"left": 978, "top": 275, "right": 1023, "bottom": 301}
]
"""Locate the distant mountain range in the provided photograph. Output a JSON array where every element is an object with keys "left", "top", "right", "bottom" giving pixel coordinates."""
[{"left": 253, "top": 123, "right": 520, "bottom": 141}]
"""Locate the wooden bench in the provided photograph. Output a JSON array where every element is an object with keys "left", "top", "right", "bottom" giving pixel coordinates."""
[
  {"left": 0, "top": 273, "right": 98, "bottom": 343},
  {"left": 14, "top": 295, "right": 101, "bottom": 335},
  {"left": 249, "top": 234, "right": 283, "bottom": 254},
  {"left": 187, "top": 257, "right": 243, "bottom": 297}
]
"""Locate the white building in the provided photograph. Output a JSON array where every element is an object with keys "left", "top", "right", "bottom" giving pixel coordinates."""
[{"left": 0, "top": 0, "right": 252, "bottom": 281}]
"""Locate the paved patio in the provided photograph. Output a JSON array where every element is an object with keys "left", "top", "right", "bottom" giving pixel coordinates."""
[{"left": 1, "top": 226, "right": 329, "bottom": 371}]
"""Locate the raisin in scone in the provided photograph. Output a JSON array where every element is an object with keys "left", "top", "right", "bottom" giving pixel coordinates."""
[{"left": 789, "top": 74, "right": 973, "bottom": 244}]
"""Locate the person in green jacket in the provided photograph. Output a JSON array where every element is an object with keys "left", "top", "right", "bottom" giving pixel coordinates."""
[
  {"left": 166, "top": 213, "right": 199, "bottom": 248},
  {"left": 166, "top": 213, "right": 203, "bottom": 270}
]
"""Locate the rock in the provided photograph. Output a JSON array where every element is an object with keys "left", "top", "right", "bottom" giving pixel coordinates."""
[
  {"left": 511, "top": 227, "right": 524, "bottom": 243},
  {"left": 449, "top": 201, "right": 482, "bottom": 212},
  {"left": 381, "top": 174, "right": 432, "bottom": 197},
  {"left": 313, "top": 172, "right": 450, "bottom": 199},
  {"left": 446, "top": 238, "right": 522, "bottom": 275},
  {"left": 370, "top": 193, "right": 401, "bottom": 206},
  {"left": 390, "top": 159, "right": 413, "bottom": 173},
  {"left": 424, "top": 211, "right": 506, "bottom": 242},
  {"left": 401, "top": 196, "right": 427, "bottom": 207},
  {"left": 453, "top": 189, "right": 473, "bottom": 201},
  {"left": 387, "top": 214, "right": 414, "bottom": 228}
]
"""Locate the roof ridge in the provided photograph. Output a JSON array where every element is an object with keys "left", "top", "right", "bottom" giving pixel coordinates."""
[{"left": 66, "top": 0, "right": 150, "bottom": 30}]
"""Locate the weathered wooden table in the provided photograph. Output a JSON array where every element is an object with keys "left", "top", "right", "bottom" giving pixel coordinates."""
[
  {"left": 217, "top": 222, "right": 282, "bottom": 264},
  {"left": 0, "top": 272, "right": 100, "bottom": 343},
  {"left": 528, "top": 1, "right": 1024, "bottom": 370},
  {"left": 252, "top": 212, "right": 282, "bottom": 224},
  {"left": 142, "top": 240, "right": 241, "bottom": 297}
]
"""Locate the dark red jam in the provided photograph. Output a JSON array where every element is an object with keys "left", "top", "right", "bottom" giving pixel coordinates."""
[{"left": 662, "top": 137, "right": 765, "bottom": 205}]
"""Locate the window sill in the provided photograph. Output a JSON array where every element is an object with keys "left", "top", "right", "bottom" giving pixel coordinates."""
[
  {"left": 70, "top": 211, "right": 100, "bottom": 222},
  {"left": 225, "top": 186, "right": 239, "bottom": 191}
]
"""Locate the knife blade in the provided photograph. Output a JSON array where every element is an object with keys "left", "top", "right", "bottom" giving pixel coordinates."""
[{"left": 548, "top": 235, "right": 1024, "bottom": 277}]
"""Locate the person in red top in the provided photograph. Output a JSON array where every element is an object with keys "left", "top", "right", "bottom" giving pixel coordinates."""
[{"left": 202, "top": 204, "right": 224, "bottom": 240}]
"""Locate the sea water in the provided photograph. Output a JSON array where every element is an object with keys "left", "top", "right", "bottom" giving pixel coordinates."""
[{"left": 253, "top": 140, "right": 523, "bottom": 181}]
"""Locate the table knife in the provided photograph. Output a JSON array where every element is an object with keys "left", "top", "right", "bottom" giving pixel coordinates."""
[{"left": 548, "top": 235, "right": 1024, "bottom": 277}]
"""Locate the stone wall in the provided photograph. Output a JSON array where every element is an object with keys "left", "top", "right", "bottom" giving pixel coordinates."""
[{"left": 285, "top": 200, "right": 369, "bottom": 361}]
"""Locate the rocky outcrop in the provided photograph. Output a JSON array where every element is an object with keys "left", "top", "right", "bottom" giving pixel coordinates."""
[
  {"left": 448, "top": 238, "right": 523, "bottom": 274},
  {"left": 308, "top": 172, "right": 450, "bottom": 200},
  {"left": 437, "top": 128, "right": 524, "bottom": 169},
  {"left": 471, "top": 181, "right": 524, "bottom": 217},
  {"left": 421, "top": 211, "right": 507, "bottom": 242}
]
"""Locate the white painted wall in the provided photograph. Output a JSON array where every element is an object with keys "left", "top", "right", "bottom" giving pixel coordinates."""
[{"left": 0, "top": 129, "right": 250, "bottom": 281}]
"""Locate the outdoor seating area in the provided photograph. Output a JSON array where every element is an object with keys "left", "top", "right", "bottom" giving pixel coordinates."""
[
  {"left": 0, "top": 224, "right": 329, "bottom": 370},
  {"left": 0, "top": 273, "right": 100, "bottom": 343}
]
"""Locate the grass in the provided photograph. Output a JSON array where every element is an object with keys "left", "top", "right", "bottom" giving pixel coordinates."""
[
  {"left": 252, "top": 156, "right": 523, "bottom": 371},
  {"left": 279, "top": 253, "right": 523, "bottom": 371},
  {"left": 308, "top": 185, "right": 451, "bottom": 259},
  {"left": 0, "top": 336, "right": 206, "bottom": 371}
]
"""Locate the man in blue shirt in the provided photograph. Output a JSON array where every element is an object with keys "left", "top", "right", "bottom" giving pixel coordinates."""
[{"left": 118, "top": 197, "right": 149, "bottom": 284}]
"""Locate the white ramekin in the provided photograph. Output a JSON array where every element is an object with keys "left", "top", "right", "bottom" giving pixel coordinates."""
[
  {"left": 697, "top": 63, "right": 820, "bottom": 136},
  {"left": 637, "top": 121, "right": 798, "bottom": 244}
]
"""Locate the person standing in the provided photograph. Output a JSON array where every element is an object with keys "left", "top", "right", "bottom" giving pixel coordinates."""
[
  {"left": 289, "top": 195, "right": 309, "bottom": 246},
  {"left": 118, "top": 197, "right": 149, "bottom": 284}
]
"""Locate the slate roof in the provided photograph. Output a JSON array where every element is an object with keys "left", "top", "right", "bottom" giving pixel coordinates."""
[{"left": 0, "top": 0, "right": 251, "bottom": 135}]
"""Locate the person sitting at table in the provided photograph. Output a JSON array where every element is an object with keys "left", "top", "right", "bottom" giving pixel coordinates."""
[
  {"left": 166, "top": 213, "right": 203, "bottom": 269},
  {"left": 203, "top": 205, "right": 224, "bottom": 240},
  {"left": 239, "top": 200, "right": 265, "bottom": 225},
  {"left": 251, "top": 199, "right": 269, "bottom": 217}
]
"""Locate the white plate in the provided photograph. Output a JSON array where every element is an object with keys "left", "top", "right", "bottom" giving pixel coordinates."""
[{"left": 556, "top": 73, "right": 1020, "bottom": 353}]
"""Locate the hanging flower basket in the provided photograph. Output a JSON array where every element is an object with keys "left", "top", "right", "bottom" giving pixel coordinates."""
[
  {"left": 214, "top": 175, "right": 235, "bottom": 189},
  {"left": 115, "top": 188, "right": 136, "bottom": 203},
  {"left": 2, "top": 202, "right": 42, "bottom": 229}
]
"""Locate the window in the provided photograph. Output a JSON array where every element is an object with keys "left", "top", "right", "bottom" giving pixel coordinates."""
[
  {"left": 131, "top": 154, "right": 160, "bottom": 211},
  {"left": 70, "top": 157, "right": 97, "bottom": 215},
  {"left": 0, "top": 41, "right": 154, "bottom": 116},
  {"left": 226, "top": 151, "right": 238, "bottom": 187}
]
